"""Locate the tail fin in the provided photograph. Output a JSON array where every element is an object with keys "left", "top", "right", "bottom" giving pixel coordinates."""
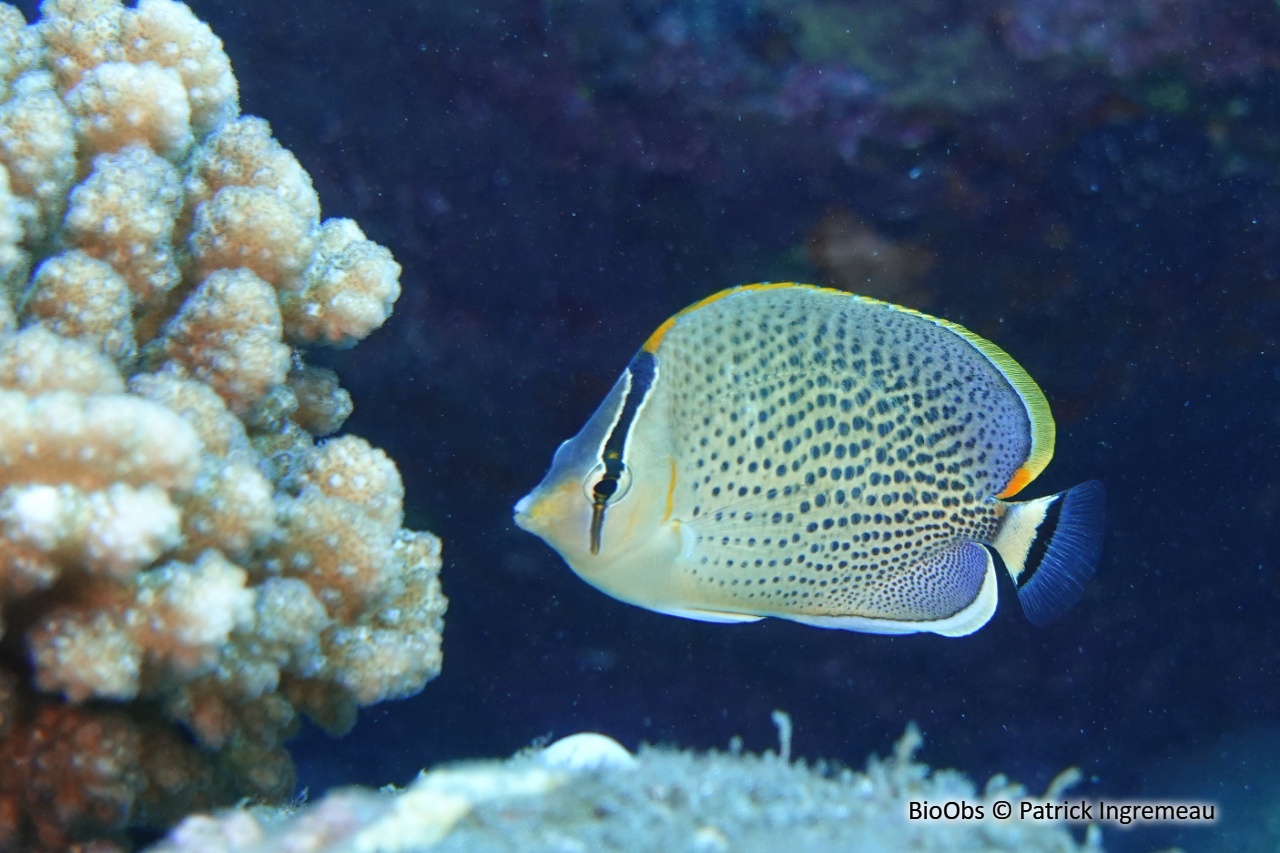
[{"left": 991, "top": 480, "right": 1105, "bottom": 625}]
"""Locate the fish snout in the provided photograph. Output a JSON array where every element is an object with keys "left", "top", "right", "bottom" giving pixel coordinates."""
[{"left": 513, "top": 491, "right": 536, "bottom": 531}]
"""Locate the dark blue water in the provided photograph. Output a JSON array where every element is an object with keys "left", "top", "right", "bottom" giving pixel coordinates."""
[{"left": 159, "top": 2, "right": 1280, "bottom": 848}]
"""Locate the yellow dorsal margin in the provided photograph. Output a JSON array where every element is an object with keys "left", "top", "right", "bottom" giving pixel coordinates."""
[
  {"left": 641, "top": 282, "right": 1055, "bottom": 498},
  {"left": 928, "top": 312, "right": 1055, "bottom": 498},
  {"left": 641, "top": 282, "right": 820, "bottom": 353}
]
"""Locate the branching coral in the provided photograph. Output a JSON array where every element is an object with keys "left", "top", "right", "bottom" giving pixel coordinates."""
[{"left": 0, "top": 1, "right": 445, "bottom": 849}]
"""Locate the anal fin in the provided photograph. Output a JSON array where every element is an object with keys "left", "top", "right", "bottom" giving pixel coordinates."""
[{"left": 656, "top": 605, "right": 764, "bottom": 625}]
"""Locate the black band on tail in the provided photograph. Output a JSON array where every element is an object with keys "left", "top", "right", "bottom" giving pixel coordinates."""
[{"left": 1015, "top": 480, "right": 1106, "bottom": 625}]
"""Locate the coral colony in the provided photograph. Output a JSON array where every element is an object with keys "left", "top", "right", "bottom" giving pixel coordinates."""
[{"left": 0, "top": 1, "right": 443, "bottom": 847}]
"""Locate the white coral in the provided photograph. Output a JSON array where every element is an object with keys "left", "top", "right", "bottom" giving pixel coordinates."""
[
  {"left": 0, "top": 5, "right": 437, "bottom": 846},
  {"left": 1, "top": 482, "right": 182, "bottom": 578}
]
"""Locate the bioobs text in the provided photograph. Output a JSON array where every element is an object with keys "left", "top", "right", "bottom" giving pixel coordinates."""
[{"left": 908, "top": 801, "right": 985, "bottom": 820}]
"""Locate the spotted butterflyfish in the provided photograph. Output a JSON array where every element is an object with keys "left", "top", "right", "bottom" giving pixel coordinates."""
[{"left": 514, "top": 283, "right": 1104, "bottom": 636}]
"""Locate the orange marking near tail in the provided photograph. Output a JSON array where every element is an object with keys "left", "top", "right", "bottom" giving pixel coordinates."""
[{"left": 997, "top": 466, "right": 1033, "bottom": 499}]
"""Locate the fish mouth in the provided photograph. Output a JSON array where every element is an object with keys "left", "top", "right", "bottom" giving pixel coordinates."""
[{"left": 512, "top": 491, "right": 536, "bottom": 531}]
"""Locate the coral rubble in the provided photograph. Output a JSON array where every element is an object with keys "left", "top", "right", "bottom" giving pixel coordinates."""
[
  {"left": 151, "top": 727, "right": 1103, "bottom": 853},
  {"left": 0, "top": 1, "right": 445, "bottom": 848}
]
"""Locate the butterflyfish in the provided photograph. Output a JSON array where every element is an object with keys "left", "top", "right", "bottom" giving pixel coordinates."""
[{"left": 514, "top": 283, "right": 1104, "bottom": 636}]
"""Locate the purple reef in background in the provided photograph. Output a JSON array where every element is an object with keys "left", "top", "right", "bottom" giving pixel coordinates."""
[
  {"left": 434, "top": 0, "right": 1279, "bottom": 187},
  {"left": 409, "top": 0, "right": 1280, "bottom": 399}
]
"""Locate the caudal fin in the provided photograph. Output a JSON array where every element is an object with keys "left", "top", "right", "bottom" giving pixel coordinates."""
[{"left": 991, "top": 480, "right": 1105, "bottom": 625}]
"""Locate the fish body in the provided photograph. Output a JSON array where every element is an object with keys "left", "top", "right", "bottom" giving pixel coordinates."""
[{"left": 515, "top": 283, "right": 1104, "bottom": 636}]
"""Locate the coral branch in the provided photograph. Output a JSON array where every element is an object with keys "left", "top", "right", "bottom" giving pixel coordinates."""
[{"left": 0, "top": 1, "right": 444, "bottom": 848}]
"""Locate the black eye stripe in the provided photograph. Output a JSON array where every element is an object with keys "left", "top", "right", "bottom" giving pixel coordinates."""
[
  {"left": 596, "top": 350, "right": 657, "bottom": 495},
  {"left": 589, "top": 351, "right": 658, "bottom": 554}
]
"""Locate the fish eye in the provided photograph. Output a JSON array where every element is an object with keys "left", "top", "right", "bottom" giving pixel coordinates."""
[{"left": 583, "top": 462, "right": 633, "bottom": 505}]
